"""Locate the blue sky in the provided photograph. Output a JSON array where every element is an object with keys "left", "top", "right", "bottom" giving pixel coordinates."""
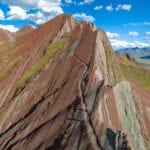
[{"left": 0, "top": 0, "right": 150, "bottom": 49}]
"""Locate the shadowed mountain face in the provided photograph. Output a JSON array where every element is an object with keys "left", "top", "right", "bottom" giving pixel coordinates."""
[{"left": 0, "top": 14, "right": 149, "bottom": 150}]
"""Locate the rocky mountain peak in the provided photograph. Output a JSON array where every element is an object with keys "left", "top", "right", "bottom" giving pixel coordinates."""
[
  {"left": 0, "top": 14, "right": 149, "bottom": 150},
  {"left": 0, "top": 28, "right": 14, "bottom": 43},
  {"left": 15, "top": 25, "right": 33, "bottom": 37}
]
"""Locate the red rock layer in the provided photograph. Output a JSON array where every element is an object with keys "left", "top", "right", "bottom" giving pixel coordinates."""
[{"left": 0, "top": 14, "right": 149, "bottom": 150}]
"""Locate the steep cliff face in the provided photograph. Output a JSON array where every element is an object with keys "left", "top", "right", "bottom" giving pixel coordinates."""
[{"left": 0, "top": 14, "right": 149, "bottom": 150}]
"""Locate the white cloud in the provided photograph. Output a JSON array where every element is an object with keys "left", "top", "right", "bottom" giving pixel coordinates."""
[
  {"left": 145, "top": 32, "right": 150, "bottom": 36},
  {"left": 121, "top": 4, "right": 131, "bottom": 11},
  {"left": 1, "top": 0, "right": 62, "bottom": 10},
  {"left": 143, "top": 22, "right": 150, "bottom": 26},
  {"left": 27, "top": 11, "right": 44, "bottom": 25},
  {"left": 106, "top": 32, "right": 120, "bottom": 39},
  {"left": 0, "top": 9, "right": 5, "bottom": 20},
  {"left": 129, "top": 31, "right": 139, "bottom": 36},
  {"left": 0, "top": 24, "right": 19, "bottom": 32},
  {"left": 94, "top": 5, "right": 103, "bottom": 10},
  {"left": 124, "top": 23, "right": 138, "bottom": 26},
  {"left": 39, "top": 5, "right": 63, "bottom": 14},
  {"left": 27, "top": 11, "right": 53, "bottom": 25},
  {"left": 65, "top": 0, "right": 72, "bottom": 3},
  {"left": 110, "top": 39, "right": 149, "bottom": 49},
  {"left": 2, "top": 0, "right": 63, "bottom": 25},
  {"left": 7, "top": 6, "right": 27, "bottom": 20},
  {"left": 143, "top": 32, "right": 150, "bottom": 41},
  {"left": 73, "top": 13, "right": 95, "bottom": 22},
  {"left": 79, "top": 0, "right": 94, "bottom": 5},
  {"left": 106, "top": 5, "right": 113, "bottom": 11},
  {"left": 1, "top": 0, "right": 38, "bottom": 8},
  {"left": 38, "top": 0, "right": 63, "bottom": 13},
  {"left": 116, "top": 4, "right": 131, "bottom": 11},
  {"left": 124, "top": 22, "right": 150, "bottom": 26}
]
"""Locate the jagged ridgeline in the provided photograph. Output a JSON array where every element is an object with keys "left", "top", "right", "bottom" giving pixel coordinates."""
[{"left": 0, "top": 14, "right": 149, "bottom": 150}]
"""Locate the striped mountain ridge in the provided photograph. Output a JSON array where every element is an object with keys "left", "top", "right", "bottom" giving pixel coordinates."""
[{"left": 0, "top": 14, "right": 149, "bottom": 150}]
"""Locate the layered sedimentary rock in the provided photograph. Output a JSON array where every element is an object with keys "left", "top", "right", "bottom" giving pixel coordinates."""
[{"left": 0, "top": 14, "right": 149, "bottom": 150}]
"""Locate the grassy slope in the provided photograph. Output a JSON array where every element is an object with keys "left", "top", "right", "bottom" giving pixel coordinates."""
[
  {"left": 0, "top": 57, "right": 22, "bottom": 83},
  {"left": 119, "top": 55, "right": 150, "bottom": 91},
  {"left": 0, "top": 45, "right": 22, "bottom": 63},
  {"left": 17, "top": 36, "right": 69, "bottom": 90},
  {"left": 102, "top": 39, "right": 118, "bottom": 83}
]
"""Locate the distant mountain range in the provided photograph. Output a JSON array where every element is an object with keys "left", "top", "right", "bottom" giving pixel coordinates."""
[{"left": 117, "top": 47, "right": 150, "bottom": 65}]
